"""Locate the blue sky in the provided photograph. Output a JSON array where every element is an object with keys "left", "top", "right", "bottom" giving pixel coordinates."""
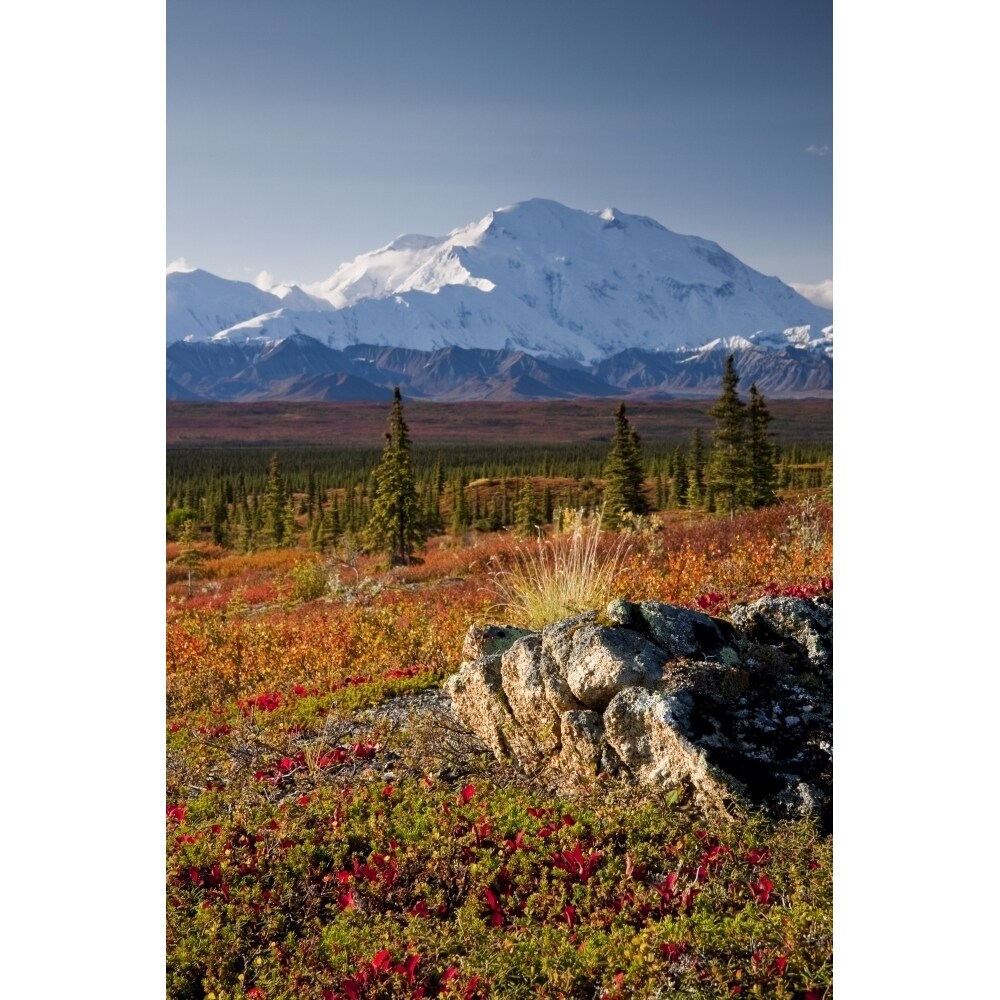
[{"left": 167, "top": 0, "right": 832, "bottom": 288}]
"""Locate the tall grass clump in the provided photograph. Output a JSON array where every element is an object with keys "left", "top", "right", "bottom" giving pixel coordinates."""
[{"left": 490, "top": 508, "right": 631, "bottom": 628}]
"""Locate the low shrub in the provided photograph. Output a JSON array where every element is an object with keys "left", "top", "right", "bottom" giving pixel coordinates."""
[{"left": 288, "top": 558, "right": 331, "bottom": 604}]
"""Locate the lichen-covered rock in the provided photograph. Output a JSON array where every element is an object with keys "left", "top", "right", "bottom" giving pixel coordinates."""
[
  {"left": 539, "top": 611, "right": 599, "bottom": 672},
  {"left": 443, "top": 654, "right": 516, "bottom": 760},
  {"left": 461, "top": 623, "right": 534, "bottom": 663},
  {"left": 561, "top": 624, "right": 666, "bottom": 709},
  {"left": 559, "top": 710, "right": 605, "bottom": 771},
  {"left": 538, "top": 647, "right": 586, "bottom": 715},
  {"left": 728, "top": 596, "right": 832, "bottom": 672},
  {"left": 498, "top": 635, "right": 561, "bottom": 755},
  {"left": 607, "top": 598, "right": 741, "bottom": 662},
  {"left": 603, "top": 688, "right": 734, "bottom": 818},
  {"left": 446, "top": 596, "right": 833, "bottom": 828},
  {"left": 637, "top": 600, "right": 735, "bottom": 659}
]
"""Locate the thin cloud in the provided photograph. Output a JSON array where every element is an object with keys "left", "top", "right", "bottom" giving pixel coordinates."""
[
  {"left": 789, "top": 279, "right": 833, "bottom": 310},
  {"left": 805, "top": 144, "right": 830, "bottom": 157},
  {"left": 254, "top": 270, "right": 275, "bottom": 290},
  {"left": 166, "top": 257, "right": 193, "bottom": 273}
]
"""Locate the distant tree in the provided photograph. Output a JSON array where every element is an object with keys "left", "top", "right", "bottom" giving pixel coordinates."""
[
  {"left": 421, "top": 484, "right": 444, "bottom": 536},
  {"left": 450, "top": 473, "right": 470, "bottom": 536},
  {"left": 708, "top": 355, "right": 749, "bottom": 518},
  {"left": 513, "top": 477, "right": 541, "bottom": 536},
  {"left": 171, "top": 519, "right": 207, "bottom": 597},
  {"left": 211, "top": 498, "right": 228, "bottom": 546},
  {"left": 668, "top": 446, "right": 689, "bottom": 508},
  {"left": 236, "top": 501, "right": 255, "bottom": 553},
  {"left": 281, "top": 496, "right": 300, "bottom": 546},
  {"left": 687, "top": 428, "right": 706, "bottom": 508},
  {"left": 821, "top": 456, "right": 834, "bottom": 503},
  {"left": 365, "top": 387, "right": 426, "bottom": 564},
  {"left": 747, "top": 383, "right": 779, "bottom": 508},
  {"left": 305, "top": 469, "right": 317, "bottom": 521},
  {"left": 655, "top": 472, "right": 666, "bottom": 510},
  {"left": 329, "top": 493, "right": 342, "bottom": 538},
  {"left": 601, "top": 402, "right": 648, "bottom": 529},
  {"left": 310, "top": 508, "right": 323, "bottom": 550},
  {"left": 260, "top": 453, "right": 287, "bottom": 546}
]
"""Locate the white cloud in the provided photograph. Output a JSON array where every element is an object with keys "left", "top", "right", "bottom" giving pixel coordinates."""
[
  {"left": 254, "top": 270, "right": 275, "bottom": 290},
  {"left": 166, "top": 257, "right": 193, "bottom": 274},
  {"left": 789, "top": 278, "right": 833, "bottom": 310},
  {"left": 805, "top": 144, "right": 830, "bottom": 157}
]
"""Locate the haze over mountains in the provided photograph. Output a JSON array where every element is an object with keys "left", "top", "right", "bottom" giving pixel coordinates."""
[{"left": 167, "top": 199, "right": 832, "bottom": 401}]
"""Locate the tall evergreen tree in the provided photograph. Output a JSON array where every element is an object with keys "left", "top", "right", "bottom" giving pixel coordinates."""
[
  {"left": 281, "top": 496, "right": 299, "bottom": 546},
  {"left": 261, "top": 453, "right": 287, "bottom": 546},
  {"left": 450, "top": 473, "right": 470, "bottom": 535},
  {"left": 542, "top": 483, "right": 554, "bottom": 524},
  {"left": 513, "top": 477, "right": 541, "bottom": 537},
  {"left": 421, "top": 478, "right": 444, "bottom": 535},
  {"left": 365, "top": 387, "right": 426, "bottom": 564},
  {"left": 708, "top": 355, "right": 749, "bottom": 518},
  {"left": 687, "top": 428, "right": 706, "bottom": 508},
  {"left": 747, "top": 383, "right": 779, "bottom": 508},
  {"left": 668, "top": 446, "right": 689, "bottom": 508},
  {"left": 601, "top": 402, "right": 648, "bottom": 529},
  {"left": 211, "top": 498, "right": 228, "bottom": 546}
]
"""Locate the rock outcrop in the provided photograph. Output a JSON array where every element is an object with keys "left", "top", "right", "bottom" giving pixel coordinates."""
[{"left": 445, "top": 597, "right": 832, "bottom": 828}]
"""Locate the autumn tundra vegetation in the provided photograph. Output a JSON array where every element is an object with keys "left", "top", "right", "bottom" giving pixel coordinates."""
[{"left": 167, "top": 358, "right": 833, "bottom": 999}]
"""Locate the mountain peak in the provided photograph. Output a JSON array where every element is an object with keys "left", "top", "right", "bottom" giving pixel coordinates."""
[{"left": 170, "top": 198, "right": 831, "bottom": 363}]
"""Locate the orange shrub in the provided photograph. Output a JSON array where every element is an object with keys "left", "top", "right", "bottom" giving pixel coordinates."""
[{"left": 166, "top": 499, "right": 831, "bottom": 717}]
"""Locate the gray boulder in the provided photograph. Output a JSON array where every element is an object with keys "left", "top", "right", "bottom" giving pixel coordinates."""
[
  {"left": 728, "top": 596, "right": 832, "bottom": 672},
  {"left": 446, "top": 597, "right": 833, "bottom": 829}
]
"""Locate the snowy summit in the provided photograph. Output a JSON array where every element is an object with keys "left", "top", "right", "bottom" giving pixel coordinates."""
[{"left": 167, "top": 198, "right": 832, "bottom": 363}]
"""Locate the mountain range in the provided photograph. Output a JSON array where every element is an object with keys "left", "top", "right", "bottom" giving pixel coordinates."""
[{"left": 166, "top": 199, "right": 832, "bottom": 401}]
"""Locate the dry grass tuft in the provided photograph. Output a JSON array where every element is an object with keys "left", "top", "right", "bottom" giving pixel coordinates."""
[{"left": 489, "top": 509, "right": 631, "bottom": 629}]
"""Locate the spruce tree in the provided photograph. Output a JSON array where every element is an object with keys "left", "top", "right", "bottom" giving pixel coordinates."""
[
  {"left": 668, "top": 446, "right": 689, "bottom": 508},
  {"left": 172, "top": 519, "right": 207, "bottom": 597},
  {"left": 450, "top": 474, "right": 470, "bottom": 536},
  {"left": 747, "top": 383, "right": 779, "bottom": 508},
  {"left": 601, "top": 402, "right": 648, "bottom": 529},
  {"left": 420, "top": 476, "right": 444, "bottom": 535},
  {"left": 260, "top": 453, "right": 287, "bottom": 547},
  {"left": 542, "top": 483, "right": 554, "bottom": 524},
  {"left": 365, "top": 387, "right": 426, "bottom": 564},
  {"left": 211, "top": 499, "right": 228, "bottom": 546},
  {"left": 281, "top": 496, "right": 299, "bottom": 546},
  {"left": 513, "top": 477, "right": 541, "bottom": 537},
  {"left": 708, "top": 355, "right": 749, "bottom": 518},
  {"left": 687, "top": 428, "right": 706, "bottom": 508},
  {"left": 236, "top": 501, "right": 254, "bottom": 553}
]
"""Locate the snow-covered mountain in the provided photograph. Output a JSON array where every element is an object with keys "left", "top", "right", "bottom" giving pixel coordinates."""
[
  {"left": 167, "top": 269, "right": 287, "bottom": 343},
  {"left": 166, "top": 267, "right": 337, "bottom": 343},
  {"left": 168, "top": 199, "right": 831, "bottom": 361}
]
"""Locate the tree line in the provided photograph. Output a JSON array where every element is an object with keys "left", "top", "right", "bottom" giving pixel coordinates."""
[{"left": 167, "top": 356, "right": 831, "bottom": 560}]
